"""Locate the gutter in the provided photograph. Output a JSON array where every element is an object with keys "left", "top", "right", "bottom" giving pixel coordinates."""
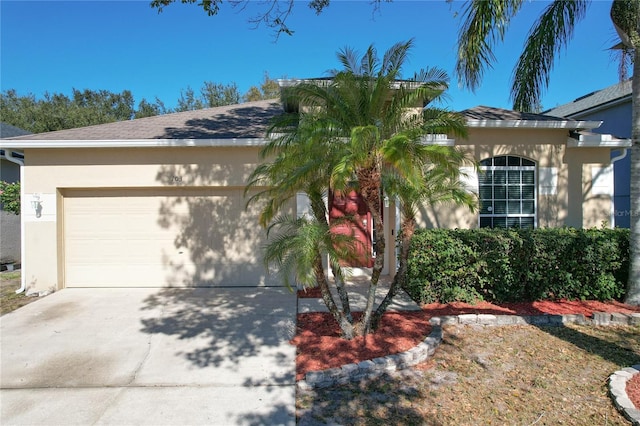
[
  {"left": 610, "top": 148, "right": 629, "bottom": 229},
  {"left": 0, "top": 138, "right": 269, "bottom": 149},
  {"left": 1, "top": 150, "right": 26, "bottom": 293}
]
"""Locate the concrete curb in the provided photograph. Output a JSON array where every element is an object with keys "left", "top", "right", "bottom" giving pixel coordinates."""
[
  {"left": 609, "top": 365, "right": 640, "bottom": 425},
  {"left": 297, "top": 311, "right": 640, "bottom": 391}
]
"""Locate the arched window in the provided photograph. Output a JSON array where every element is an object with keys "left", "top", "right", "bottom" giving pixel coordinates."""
[{"left": 479, "top": 155, "right": 536, "bottom": 228}]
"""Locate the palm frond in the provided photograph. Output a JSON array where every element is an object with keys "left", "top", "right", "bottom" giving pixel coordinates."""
[
  {"left": 511, "top": 0, "right": 588, "bottom": 112},
  {"left": 361, "top": 44, "right": 379, "bottom": 76},
  {"left": 336, "top": 46, "right": 362, "bottom": 74},
  {"left": 422, "top": 108, "right": 469, "bottom": 139},
  {"left": 456, "top": 0, "right": 524, "bottom": 91},
  {"left": 381, "top": 39, "right": 413, "bottom": 76}
]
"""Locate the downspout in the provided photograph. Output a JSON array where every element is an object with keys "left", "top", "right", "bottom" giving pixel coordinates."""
[
  {"left": 2, "top": 150, "right": 26, "bottom": 294},
  {"left": 610, "top": 148, "right": 628, "bottom": 229}
]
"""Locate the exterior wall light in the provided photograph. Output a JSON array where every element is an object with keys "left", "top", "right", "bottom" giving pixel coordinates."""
[{"left": 30, "top": 193, "right": 42, "bottom": 218}]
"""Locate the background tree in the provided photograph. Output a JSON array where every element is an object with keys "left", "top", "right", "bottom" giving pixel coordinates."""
[
  {"left": 71, "top": 88, "right": 135, "bottom": 122},
  {"left": 135, "top": 97, "right": 171, "bottom": 118},
  {"left": 2, "top": 75, "right": 280, "bottom": 133},
  {"left": 201, "top": 81, "right": 241, "bottom": 106},
  {"left": 247, "top": 40, "right": 473, "bottom": 338},
  {"left": 1, "top": 88, "right": 151, "bottom": 133},
  {"left": 244, "top": 72, "right": 281, "bottom": 101},
  {"left": 455, "top": 0, "right": 640, "bottom": 305},
  {"left": 175, "top": 86, "right": 204, "bottom": 111},
  {"left": 175, "top": 81, "right": 241, "bottom": 111}
]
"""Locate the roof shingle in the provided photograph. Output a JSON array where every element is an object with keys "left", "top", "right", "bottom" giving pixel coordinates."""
[
  {"left": 5, "top": 99, "right": 283, "bottom": 141},
  {"left": 543, "top": 79, "right": 632, "bottom": 118},
  {"left": 461, "top": 106, "right": 565, "bottom": 121}
]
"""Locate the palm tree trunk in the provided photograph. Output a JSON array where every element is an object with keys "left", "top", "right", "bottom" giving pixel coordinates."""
[
  {"left": 625, "top": 47, "right": 640, "bottom": 306},
  {"left": 371, "top": 214, "right": 415, "bottom": 329},
  {"left": 357, "top": 195, "right": 385, "bottom": 337},
  {"left": 333, "top": 274, "right": 353, "bottom": 322},
  {"left": 310, "top": 193, "right": 353, "bottom": 321},
  {"left": 313, "top": 252, "right": 356, "bottom": 339},
  {"left": 308, "top": 192, "right": 356, "bottom": 335}
]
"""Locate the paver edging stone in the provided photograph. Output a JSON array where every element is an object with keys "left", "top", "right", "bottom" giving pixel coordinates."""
[
  {"left": 609, "top": 364, "right": 640, "bottom": 425},
  {"left": 297, "top": 312, "right": 640, "bottom": 391}
]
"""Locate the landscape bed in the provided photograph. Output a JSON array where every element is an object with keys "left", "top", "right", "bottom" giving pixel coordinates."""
[
  {"left": 294, "top": 295, "right": 640, "bottom": 422},
  {"left": 293, "top": 295, "right": 640, "bottom": 379}
]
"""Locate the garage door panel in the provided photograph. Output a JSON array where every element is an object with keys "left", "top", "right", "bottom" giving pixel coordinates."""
[{"left": 64, "top": 189, "right": 281, "bottom": 288}]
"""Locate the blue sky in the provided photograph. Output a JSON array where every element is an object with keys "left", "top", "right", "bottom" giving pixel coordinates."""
[{"left": 0, "top": 0, "right": 624, "bottom": 113}]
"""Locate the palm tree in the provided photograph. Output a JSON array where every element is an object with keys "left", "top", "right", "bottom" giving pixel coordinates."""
[
  {"left": 246, "top": 113, "right": 361, "bottom": 338},
  {"left": 247, "top": 39, "right": 474, "bottom": 338},
  {"left": 455, "top": 0, "right": 640, "bottom": 306}
]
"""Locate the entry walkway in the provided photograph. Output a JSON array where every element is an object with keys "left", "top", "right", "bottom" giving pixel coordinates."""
[{"left": 297, "top": 275, "right": 422, "bottom": 313}]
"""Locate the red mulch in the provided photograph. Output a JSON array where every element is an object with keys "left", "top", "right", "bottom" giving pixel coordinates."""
[
  {"left": 420, "top": 299, "right": 640, "bottom": 317},
  {"left": 297, "top": 287, "right": 322, "bottom": 298},
  {"left": 293, "top": 297, "right": 640, "bottom": 381},
  {"left": 292, "top": 311, "right": 431, "bottom": 380},
  {"left": 628, "top": 373, "right": 640, "bottom": 411}
]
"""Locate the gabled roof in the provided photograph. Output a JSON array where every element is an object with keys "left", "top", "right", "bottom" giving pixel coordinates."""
[
  {"left": 461, "top": 106, "right": 601, "bottom": 130},
  {"left": 543, "top": 79, "right": 632, "bottom": 118},
  {"left": 3, "top": 100, "right": 283, "bottom": 141},
  {"left": 0, "top": 102, "right": 611, "bottom": 151}
]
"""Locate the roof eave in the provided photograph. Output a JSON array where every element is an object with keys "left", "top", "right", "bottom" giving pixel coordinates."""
[
  {"left": 466, "top": 119, "right": 602, "bottom": 130},
  {"left": 420, "top": 134, "right": 456, "bottom": 146},
  {"left": 567, "top": 137, "right": 633, "bottom": 148},
  {"left": 0, "top": 138, "right": 269, "bottom": 149},
  {"left": 566, "top": 132, "right": 632, "bottom": 148}
]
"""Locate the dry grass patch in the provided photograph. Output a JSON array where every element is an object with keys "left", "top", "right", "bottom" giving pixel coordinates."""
[
  {"left": 0, "top": 271, "right": 38, "bottom": 315},
  {"left": 297, "top": 324, "right": 640, "bottom": 425}
]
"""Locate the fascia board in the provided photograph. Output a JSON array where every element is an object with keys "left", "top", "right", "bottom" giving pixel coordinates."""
[
  {"left": 566, "top": 136, "right": 632, "bottom": 148},
  {"left": 0, "top": 138, "right": 269, "bottom": 149},
  {"left": 466, "top": 119, "right": 602, "bottom": 130},
  {"left": 420, "top": 134, "right": 455, "bottom": 146}
]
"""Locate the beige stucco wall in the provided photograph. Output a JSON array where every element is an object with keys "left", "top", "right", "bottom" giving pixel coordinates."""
[
  {"left": 19, "top": 132, "right": 616, "bottom": 293},
  {"left": 416, "top": 128, "right": 614, "bottom": 229},
  {"left": 25, "top": 147, "right": 260, "bottom": 190},
  {"left": 21, "top": 147, "right": 267, "bottom": 293}
]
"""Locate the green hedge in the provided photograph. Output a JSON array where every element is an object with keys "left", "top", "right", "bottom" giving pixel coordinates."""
[{"left": 405, "top": 228, "right": 630, "bottom": 304}]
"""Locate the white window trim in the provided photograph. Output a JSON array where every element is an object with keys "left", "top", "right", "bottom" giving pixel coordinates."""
[{"left": 478, "top": 157, "right": 538, "bottom": 229}]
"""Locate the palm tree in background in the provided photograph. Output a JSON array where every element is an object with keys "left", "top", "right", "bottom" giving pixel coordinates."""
[
  {"left": 247, "top": 39, "right": 474, "bottom": 338},
  {"left": 456, "top": 0, "right": 640, "bottom": 305}
]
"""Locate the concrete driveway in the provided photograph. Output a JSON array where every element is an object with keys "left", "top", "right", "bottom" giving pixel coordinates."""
[{"left": 1, "top": 287, "right": 297, "bottom": 425}]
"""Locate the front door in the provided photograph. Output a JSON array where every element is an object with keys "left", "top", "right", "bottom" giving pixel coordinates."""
[{"left": 329, "top": 191, "right": 374, "bottom": 267}]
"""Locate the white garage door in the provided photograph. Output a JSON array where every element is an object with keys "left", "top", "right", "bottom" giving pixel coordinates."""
[{"left": 63, "top": 188, "right": 279, "bottom": 288}]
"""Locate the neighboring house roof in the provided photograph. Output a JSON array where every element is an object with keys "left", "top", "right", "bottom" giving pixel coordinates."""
[
  {"left": 1, "top": 123, "right": 29, "bottom": 161},
  {"left": 460, "top": 106, "right": 601, "bottom": 130},
  {"left": 543, "top": 79, "right": 632, "bottom": 118},
  {"left": 0, "top": 123, "right": 31, "bottom": 138},
  {"left": 3, "top": 100, "right": 283, "bottom": 141}
]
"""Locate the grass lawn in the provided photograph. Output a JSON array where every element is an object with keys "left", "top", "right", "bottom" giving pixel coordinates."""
[
  {"left": 297, "top": 323, "right": 640, "bottom": 425},
  {"left": 0, "top": 270, "right": 39, "bottom": 315}
]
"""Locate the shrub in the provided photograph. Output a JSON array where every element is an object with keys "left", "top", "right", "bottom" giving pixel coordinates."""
[
  {"left": 0, "top": 181, "right": 20, "bottom": 215},
  {"left": 404, "top": 227, "right": 629, "bottom": 304}
]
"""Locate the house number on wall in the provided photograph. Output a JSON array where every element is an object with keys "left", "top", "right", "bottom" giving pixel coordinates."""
[{"left": 172, "top": 176, "right": 183, "bottom": 183}]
